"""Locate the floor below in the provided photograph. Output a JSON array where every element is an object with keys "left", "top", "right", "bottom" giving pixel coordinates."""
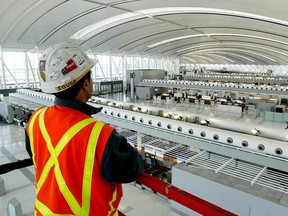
[{"left": 0, "top": 123, "right": 181, "bottom": 216}]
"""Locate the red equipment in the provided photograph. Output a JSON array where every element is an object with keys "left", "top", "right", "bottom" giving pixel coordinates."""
[{"left": 136, "top": 172, "right": 236, "bottom": 216}]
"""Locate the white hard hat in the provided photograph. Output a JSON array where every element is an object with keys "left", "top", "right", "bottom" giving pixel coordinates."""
[{"left": 39, "top": 42, "right": 97, "bottom": 93}]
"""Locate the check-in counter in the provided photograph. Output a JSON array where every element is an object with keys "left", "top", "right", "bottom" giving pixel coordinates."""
[
  {"left": 265, "top": 111, "right": 288, "bottom": 123},
  {"left": 217, "top": 104, "right": 241, "bottom": 113},
  {"left": 161, "top": 93, "right": 170, "bottom": 100},
  {"left": 202, "top": 96, "right": 211, "bottom": 105},
  {"left": 187, "top": 95, "right": 196, "bottom": 103}
]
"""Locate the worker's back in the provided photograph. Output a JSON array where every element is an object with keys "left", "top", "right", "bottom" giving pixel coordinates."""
[{"left": 27, "top": 105, "right": 122, "bottom": 216}]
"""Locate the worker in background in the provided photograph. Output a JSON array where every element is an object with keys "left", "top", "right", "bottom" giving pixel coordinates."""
[
  {"left": 285, "top": 121, "right": 288, "bottom": 129},
  {"left": 25, "top": 43, "right": 143, "bottom": 216},
  {"left": 241, "top": 102, "right": 246, "bottom": 114}
]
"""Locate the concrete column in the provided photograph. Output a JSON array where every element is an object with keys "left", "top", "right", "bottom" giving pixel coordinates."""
[
  {"left": 25, "top": 52, "right": 29, "bottom": 87},
  {"left": 0, "top": 177, "right": 5, "bottom": 196},
  {"left": 130, "top": 72, "right": 135, "bottom": 101},
  {"left": 0, "top": 44, "right": 6, "bottom": 89},
  {"left": 7, "top": 198, "right": 22, "bottom": 216}
]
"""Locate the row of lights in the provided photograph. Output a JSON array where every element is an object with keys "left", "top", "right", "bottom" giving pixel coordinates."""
[
  {"left": 103, "top": 109, "right": 284, "bottom": 156},
  {"left": 143, "top": 79, "right": 288, "bottom": 91},
  {"left": 188, "top": 75, "right": 284, "bottom": 80},
  {"left": 162, "top": 112, "right": 183, "bottom": 120},
  {"left": 132, "top": 106, "right": 149, "bottom": 113}
]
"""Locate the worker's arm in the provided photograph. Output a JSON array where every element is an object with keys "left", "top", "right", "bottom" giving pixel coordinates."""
[
  {"left": 26, "top": 123, "right": 143, "bottom": 183},
  {"left": 101, "top": 131, "right": 143, "bottom": 183}
]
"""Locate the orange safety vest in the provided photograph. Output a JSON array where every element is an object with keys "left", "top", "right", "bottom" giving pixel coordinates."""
[{"left": 26, "top": 105, "right": 123, "bottom": 216}]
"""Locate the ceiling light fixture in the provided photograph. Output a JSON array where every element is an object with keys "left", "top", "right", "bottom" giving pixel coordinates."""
[
  {"left": 176, "top": 43, "right": 220, "bottom": 53},
  {"left": 222, "top": 43, "right": 288, "bottom": 57},
  {"left": 204, "top": 54, "right": 235, "bottom": 63},
  {"left": 200, "top": 119, "right": 211, "bottom": 126},
  {"left": 182, "top": 57, "right": 196, "bottom": 63},
  {"left": 211, "top": 52, "right": 255, "bottom": 63},
  {"left": 147, "top": 33, "right": 288, "bottom": 49},
  {"left": 138, "top": 7, "right": 288, "bottom": 28},
  {"left": 251, "top": 128, "right": 261, "bottom": 135},
  {"left": 195, "top": 56, "right": 215, "bottom": 63},
  {"left": 189, "top": 48, "right": 276, "bottom": 62},
  {"left": 70, "top": 12, "right": 138, "bottom": 40}
]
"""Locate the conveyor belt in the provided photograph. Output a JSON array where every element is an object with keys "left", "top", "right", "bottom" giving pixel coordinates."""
[
  {"left": 3, "top": 89, "right": 288, "bottom": 195},
  {"left": 165, "top": 145, "right": 199, "bottom": 162},
  {"left": 187, "top": 151, "right": 288, "bottom": 194}
]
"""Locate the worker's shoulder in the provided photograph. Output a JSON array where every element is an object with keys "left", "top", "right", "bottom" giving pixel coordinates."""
[{"left": 106, "top": 130, "right": 128, "bottom": 147}]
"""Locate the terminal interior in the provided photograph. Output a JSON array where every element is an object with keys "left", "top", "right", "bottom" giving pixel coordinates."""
[{"left": 1, "top": 1, "right": 288, "bottom": 216}]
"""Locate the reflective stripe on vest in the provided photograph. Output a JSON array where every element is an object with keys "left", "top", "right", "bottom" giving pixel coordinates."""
[
  {"left": 108, "top": 190, "right": 118, "bottom": 216},
  {"left": 29, "top": 107, "right": 109, "bottom": 215}
]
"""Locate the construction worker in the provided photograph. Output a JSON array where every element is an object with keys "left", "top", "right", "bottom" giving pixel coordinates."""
[{"left": 25, "top": 43, "right": 143, "bottom": 216}]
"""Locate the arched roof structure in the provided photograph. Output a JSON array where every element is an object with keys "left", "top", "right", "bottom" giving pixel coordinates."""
[{"left": 0, "top": 0, "right": 288, "bottom": 65}]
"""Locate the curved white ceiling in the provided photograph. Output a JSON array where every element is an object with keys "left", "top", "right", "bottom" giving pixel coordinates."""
[{"left": 0, "top": 0, "right": 288, "bottom": 65}]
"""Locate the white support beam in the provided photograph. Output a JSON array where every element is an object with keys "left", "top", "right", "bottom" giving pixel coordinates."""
[
  {"left": 95, "top": 56, "right": 106, "bottom": 80},
  {"left": 7, "top": 198, "right": 22, "bottom": 216},
  {"left": 25, "top": 52, "right": 29, "bottom": 87},
  {"left": 185, "top": 150, "right": 206, "bottom": 164},
  {"left": 25, "top": 52, "right": 37, "bottom": 87},
  {"left": 4, "top": 63, "right": 18, "bottom": 86},
  {"left": 215, "top": 157, "right": 234, "bottom": 173},
  {"left": 251, "top": 166, "right": 267, "bottom": 185},
  {"left": 109, "top": 51, "right": 112, "bottom": 80},
  {"left": 111, "top": 55, "right": 120, "bottom": 80},
  {"left": 0, "top": 44, "right": 6, "bottom": 89}
]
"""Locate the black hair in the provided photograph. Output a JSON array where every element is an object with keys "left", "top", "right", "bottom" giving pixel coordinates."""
[{"left": 53, "top": 70, "right": 91, "bottom": 100}]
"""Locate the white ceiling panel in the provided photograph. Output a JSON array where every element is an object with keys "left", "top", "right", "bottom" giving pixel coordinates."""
[
  {"left": 0, "top": 0, "right": 288, "bottom": 65},
  {"left": 86, "top": 20, "right": 198, "bottom": 54},
  {"left": 0, "top": 0, "right": 15, "bottom": 17},
  {"left": 81, "top": 17, "right": 166, "bottom": 51}
]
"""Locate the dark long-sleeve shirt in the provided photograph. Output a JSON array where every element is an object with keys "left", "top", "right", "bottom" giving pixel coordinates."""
[{"left": 25, "top": 97, "right": 143, "bottom": 183}]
